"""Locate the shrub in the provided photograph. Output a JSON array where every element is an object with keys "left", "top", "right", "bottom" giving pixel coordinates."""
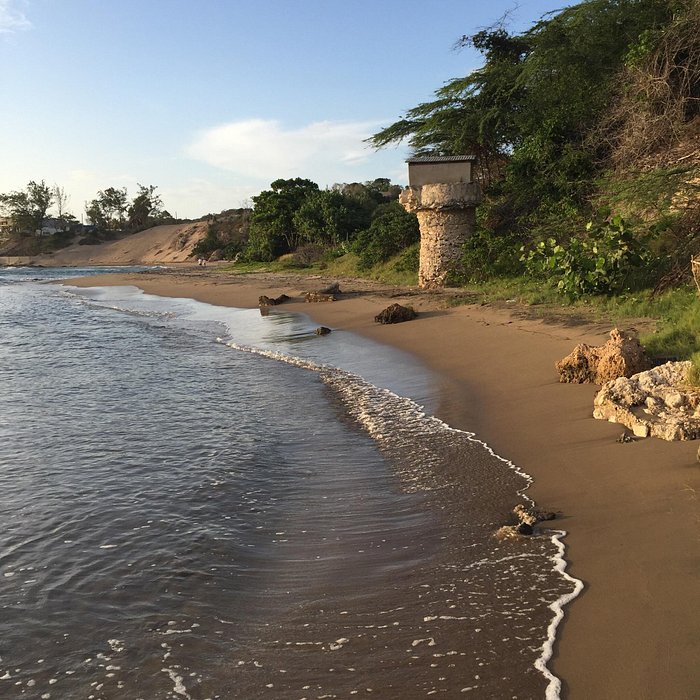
[
  {"left": 352, "top": 202, "right": 420, "bottom": 271},
  {"left": 521, "top": 216, "right": 650, "bottom": 298}
]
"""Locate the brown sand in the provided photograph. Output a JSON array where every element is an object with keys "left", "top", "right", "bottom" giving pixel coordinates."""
[{"left": 64, "top": 269, "right": 699, "bottom": 699}]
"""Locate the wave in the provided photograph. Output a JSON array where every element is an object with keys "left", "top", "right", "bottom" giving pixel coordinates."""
[{"left": 218, "top": 337, "right": 584, "bottom": 699}]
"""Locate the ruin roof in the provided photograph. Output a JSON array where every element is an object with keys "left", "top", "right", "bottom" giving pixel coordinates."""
[{"left": 406, "top": 155, "right": 477, "bottom": 163}]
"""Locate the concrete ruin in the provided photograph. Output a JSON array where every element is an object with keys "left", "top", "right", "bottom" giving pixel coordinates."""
[{"left": 399, "top": 156, "right": 482, "bottom": 289}]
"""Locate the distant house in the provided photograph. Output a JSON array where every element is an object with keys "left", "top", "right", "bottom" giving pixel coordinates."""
[
  {"left": 37, "top": 217, "right": 73, "bottom": 236},
  {"left": 0, "top": 216, "right": 13, "bottom": 236}
]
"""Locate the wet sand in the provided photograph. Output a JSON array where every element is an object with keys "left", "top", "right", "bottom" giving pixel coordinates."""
[{"left": 64, "top": 268, "right": 699, "bottom": 699}]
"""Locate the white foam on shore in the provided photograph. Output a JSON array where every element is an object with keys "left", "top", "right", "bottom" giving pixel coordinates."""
[{"left": 218, "top": 338, "right": 585, "bottom": 699}]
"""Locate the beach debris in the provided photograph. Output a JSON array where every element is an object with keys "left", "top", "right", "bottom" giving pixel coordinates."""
[
  {"left": 314, "top": 326, "right": 332, "bottom": 336},
  {"left": 593, "top": 360, "right": 700, "bottom": 440},
  {"left": 555, "top": 328, "right": 651, "bottom": 384},
  {"left": 374, "top": 303, "right": 418, "bottom": 324},
  {"left": 259, "top": 294, "right": 290, "bottom": 307}
]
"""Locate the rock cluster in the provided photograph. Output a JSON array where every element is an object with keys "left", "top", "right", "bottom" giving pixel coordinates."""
[
  {"left": 593, "top": 361, "right": 700, "bottom": 440},
  {"left": 374, "top": 304, "right": 418, "bottom": 324},
  {"left": 555, "top": 328, "right": 651, "bottom": 384}
]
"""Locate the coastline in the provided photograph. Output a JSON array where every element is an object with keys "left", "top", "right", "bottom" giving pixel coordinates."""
[{"left": 63, "top": 268, "right": 699, "bottom": 699}]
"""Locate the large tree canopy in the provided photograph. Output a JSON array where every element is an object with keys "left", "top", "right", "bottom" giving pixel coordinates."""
[{"left": 370, "top": 0, "right": 675, "bottom": 231}]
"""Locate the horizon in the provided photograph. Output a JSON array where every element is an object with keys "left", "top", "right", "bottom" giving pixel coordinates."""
[{"left": 1, "top": 0, "right": 570, "bottom": 219}]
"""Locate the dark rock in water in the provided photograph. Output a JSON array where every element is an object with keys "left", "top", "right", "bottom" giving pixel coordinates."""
[
  {"left": 516, "top": 522, "right": 534, "bottom": 536},
  {"left": 259, "top": 293, "right": 290, "bottom": 306},
  {"left": 374, "top": 303, "right": 418, "bottom": 324},
  {"left": 315, "top": 326, "right": 332, "bottom": 335},
  {"left": 305, "top": 291, "right": 335, "bottom": 303}
]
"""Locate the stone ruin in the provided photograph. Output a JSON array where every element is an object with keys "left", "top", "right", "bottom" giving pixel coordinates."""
[{"left": 400, "top": 156, "right": 482, "bottom": 289}]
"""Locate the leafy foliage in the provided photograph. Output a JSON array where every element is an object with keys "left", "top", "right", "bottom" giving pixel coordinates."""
[
  {"left": 352, "top": 202, "right": 420, "bottom": 271},
  {"left": 520, "top": 216, "right": 650, "bottom": 297},
  {"left": 371, "top": 0, "right": 675, "bottom": 236}
]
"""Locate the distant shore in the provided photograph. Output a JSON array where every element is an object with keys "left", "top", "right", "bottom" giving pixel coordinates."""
[{"left": 64, "top": 267, "right": 699, "bottom": 699}]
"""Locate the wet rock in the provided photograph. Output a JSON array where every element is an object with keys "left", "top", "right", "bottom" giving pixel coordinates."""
[
  {"left": 556, "top": 328, "right": 652, "bottom": 384},
  {"left": 304, "top": 291, "right": 336, "bottom": 303},
  {"left": 496, "top": 504, "right": 557, "bottom": 539},
  {"left": 259, "top": 293, "right": 290, "bottom": 306},
  {"left": 314, "top": 326, "right": 332, "bottom": 335},
  {"left": 593, "top": 360, "right": 700, "bottom": 440},
  {"left": 374, "top": 303, "right": 418, "bottom": 325}
]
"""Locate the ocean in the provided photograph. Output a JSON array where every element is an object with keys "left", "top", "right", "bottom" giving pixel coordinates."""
[{"left": 0, "top": 267, "right": 580, "bottom": 699}]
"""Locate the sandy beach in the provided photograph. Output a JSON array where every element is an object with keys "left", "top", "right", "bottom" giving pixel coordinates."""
[{"left": 64, "top": 268, "right": 699, "bottom": 699}]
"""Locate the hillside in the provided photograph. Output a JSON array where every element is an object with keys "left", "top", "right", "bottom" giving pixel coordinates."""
[{"left": 27, "top": 222, "right": 208, "bottom": 266}]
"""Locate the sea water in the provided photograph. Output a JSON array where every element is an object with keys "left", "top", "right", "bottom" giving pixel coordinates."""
[{"left": 0, "top": 267, "right": 580, "bottom": 699}]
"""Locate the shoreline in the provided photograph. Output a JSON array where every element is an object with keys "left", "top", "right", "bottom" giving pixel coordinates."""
[{"left": 63, "top": 268, "right": 699, "bottom": 699}]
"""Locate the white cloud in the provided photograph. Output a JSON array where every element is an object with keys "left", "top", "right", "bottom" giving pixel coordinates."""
[
  {"left": 186, "top": 118, "right": 385, "bottom": 184},
  {"left": 0, "top": 0, "right": 31, "bottom": 34}
]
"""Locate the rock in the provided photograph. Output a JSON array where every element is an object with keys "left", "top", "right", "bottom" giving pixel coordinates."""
[
  {"left": 304, "top": 291, "right": 336, "bottom": 303},
  {"left": 319, "top": 282, "right": 341, "bottom": 295},
  {"left": 593, "top": 360, "right": 700, "bottom": 440},
  {"left": 314, "top": 326, "right": 332, "bottom": 335},
  {"left": 616, "top": 431, "right": 636, "bottom": 443},
  {"left": 555, "top": 328, "right": 652, "bottom": 384},
  {"left": 516, "top": 522, "right": 534, "bottom": 536},
  {"left": 374, "top": 303, "right": 418, "bottom": 325},
  {"left": 513, "top": 503, "right": 557, "bottom": 525},
  {"left": 259, "top": 294, "right": 290, "bottom": 306}
]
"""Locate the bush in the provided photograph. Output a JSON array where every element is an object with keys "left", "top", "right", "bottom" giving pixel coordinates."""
[
  {"left": 352, "top": 202, "right": 420, "bottom": 271},
  {"left": 521, "top": 216, "right": 650, "bottom": 298}
]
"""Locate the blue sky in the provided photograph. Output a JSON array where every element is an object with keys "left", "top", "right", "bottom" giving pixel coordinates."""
[{"left": 1, "top": 0, "right": 570, "bottom": 219}]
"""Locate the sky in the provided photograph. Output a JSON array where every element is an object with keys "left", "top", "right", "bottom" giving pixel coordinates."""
[{"left": 0, "top": 0, "right": 571, "bottom": 219}]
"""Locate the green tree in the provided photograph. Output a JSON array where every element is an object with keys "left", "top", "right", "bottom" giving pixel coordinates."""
[
  {"left": 0, "top": 180, "right": 54, "bottom": 234},
  {"left": 245, "top": 178, "right": 319, "bottom": 260},
  {"left": 127, "top": 184, "right": 164, "bottom": 230},
  {"left": 85, "top": 186, "right": 129, "bottom": 230},
  {"left": 370, "top": 0, "right": 674, "bottom": 235}
]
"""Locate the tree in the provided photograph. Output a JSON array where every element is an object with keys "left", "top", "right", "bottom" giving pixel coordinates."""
[
  {"left": 245, "top": 178, "right": 320, "bottom": 260},
  {"left": 370, "top": 0, "right": 674, "bottom": 235},
  {"left": 52, "top": 184, "right": 70, "bottom": 219},
  {"left": 127, "top": 184, "right": 164, "bottom": 230},
  {"left": 85, "top": 186, "right": 128, "bottom": 230},
  {"left": 0, "top": 180, "right": 54, "bottom": 234}
]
